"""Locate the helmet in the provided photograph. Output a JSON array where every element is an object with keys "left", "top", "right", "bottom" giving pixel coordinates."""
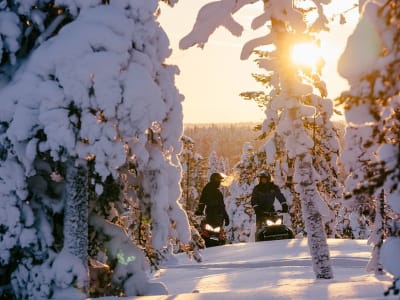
[
  {"left": 258, "top": 171, "right": 271, "bottom": 181},
  {"left": 210, "top": 172, "right": 225, "bottom": 182}
]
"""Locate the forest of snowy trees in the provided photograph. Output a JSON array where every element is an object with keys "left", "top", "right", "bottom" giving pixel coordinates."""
[
  {"left": 0, "top": 0, "right": 399, "bottom": 299},
  {"left": 180, "top": 121, "right": 370, "bottom": 242}
]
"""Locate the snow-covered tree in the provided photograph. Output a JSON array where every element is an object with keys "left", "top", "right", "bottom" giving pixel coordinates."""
[
  {"left": 207, "top": 149, "right": 229, "bottom": 198},
  {"left": 341, "top": 125, "right": 377, "bottom": 239},
  {"left": 180, "top": 0, "right": 338, "bottom": 279},
  {"left": 226, "top": 142, "right": 259, "bottom": 242},
  {"left": 337, "top": 0, "right": 400, "bottom": 294},
  {"left": 0, "top": 0, "right": 190, "bottom": 298},
  {"left": 242, "top": 56, "right": 343, "bottom": 238},
  {"left": 178, "top": 135, "right": 207, "bottom": 261},
  {"left": 309, "top": 95, "right": 342, "bottom": 238},
  {"left": 207, "top": 150, "right": 228, "bottom": 177},
  {"left": 180, "top": 135, "right": 207, "bottom": 212},
  {"left": 207, "top": 150, "right": 220, "bottom": 177}
]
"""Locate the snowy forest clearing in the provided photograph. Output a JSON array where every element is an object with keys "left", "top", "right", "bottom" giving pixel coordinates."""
[
  {"left": 131, "top": 239, "right": 396, "bottom": 300},
  {"left": 1, "top": 0, "right": 400, "bottom": 298}
]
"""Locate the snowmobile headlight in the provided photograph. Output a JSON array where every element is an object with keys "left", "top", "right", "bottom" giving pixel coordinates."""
[
  {"left": 205, "top": 224, "right": 221, "bottom": 232},
  {"left": 212, "top": 226, "right": 221, "bottom": 233},
  {"left": 266, "top": 218, "right": 282, "bottom": 226}
]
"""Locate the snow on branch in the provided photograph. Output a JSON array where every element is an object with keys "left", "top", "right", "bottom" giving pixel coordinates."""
[
  {"left": 179, "top": 0, "right": 249, "bottom": 49},
  {"left": 241, "top": 33, "right": 274, "bottom": 60},
  {"left": 90, "top": 215, "right": 168, "bottom": 296}
]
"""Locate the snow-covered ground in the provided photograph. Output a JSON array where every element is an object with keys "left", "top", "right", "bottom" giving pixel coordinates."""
[{"left": 125, "top": 238, "right": 397, "bottom": 300}]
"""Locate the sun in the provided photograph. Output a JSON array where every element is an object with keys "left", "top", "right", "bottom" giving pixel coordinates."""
[{"left": 291, "top": 42, "right": 322, "bottom": 68}]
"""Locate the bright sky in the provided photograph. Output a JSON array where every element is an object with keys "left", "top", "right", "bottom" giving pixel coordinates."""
[{"left": 159, "top": 1, "right": 359, "bottom": 124}]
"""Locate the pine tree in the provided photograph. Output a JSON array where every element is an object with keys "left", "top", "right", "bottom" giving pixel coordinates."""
[
  {"left": 341, "top": 125, "right": 377, "bottom": 239},
  {"left": 337, "top": 0, "right": 400, "bottom": 293},
  {"left": 226, "top": 142, "right": 259, "bottom": 242},
  {"left": 0, "top": 1, "right": 189, "bottom": 297},
  {"left": 178, "top": 135, "right": 207, "bottom": 261},
  {"left": 180, "top": 0, "right": 338, "bottom": 279},
  {"left": 207, "top": 150, "right": 220, "bottom": 177},
  {"left": 180, "top": 135, "right": 206, "bottom": 212}
]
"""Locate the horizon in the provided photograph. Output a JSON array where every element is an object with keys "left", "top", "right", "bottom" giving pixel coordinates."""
[{"left": 183, "top": 118, "right": 346, "bottom": 127}]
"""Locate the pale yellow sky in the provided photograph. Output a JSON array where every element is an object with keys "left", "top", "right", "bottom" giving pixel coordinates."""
[{"left": 159, "top": 1, "right": 358, "bottom": 124}]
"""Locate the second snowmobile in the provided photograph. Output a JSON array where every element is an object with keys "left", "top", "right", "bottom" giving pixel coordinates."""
[{"left": 256, "top": 212, "right": 294, "bottom": 241}]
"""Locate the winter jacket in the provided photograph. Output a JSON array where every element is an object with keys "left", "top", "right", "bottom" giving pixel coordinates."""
[
  {"left": 251, "top": 182, "right": 287, "bottom": 216},
  {"left": 195, "top": 181, "right": 229, "bottom": 227}
]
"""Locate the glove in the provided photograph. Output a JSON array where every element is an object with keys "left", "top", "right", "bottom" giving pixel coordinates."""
[
  {"left": 224, "top": 217, "right": 230, "bottom": 226},
  {"left": 281, "top": 203, "right": 289, "bottom": 213}
]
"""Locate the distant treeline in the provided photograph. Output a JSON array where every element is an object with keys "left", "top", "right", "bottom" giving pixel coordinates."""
[
  {"left": 183, "top": 122, "right": 265, "bottom": 168},
  {"left": 183, "top": 120, "right": 346, "bottom": 170}
]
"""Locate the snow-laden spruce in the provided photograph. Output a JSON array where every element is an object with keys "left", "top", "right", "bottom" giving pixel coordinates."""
[
  {"left": 341, "top": 126, "right": 376, "bottom": 240},
  {"left": 225, "top": 142, "right": 259, "bottom": 243},
  {"left": 338, "top": 0, "right": 400, "bottom": 295},
  {"left": 0, "top": 0, "right": 189, "bottom": 298},
  {"left": 180, "top": 0, "right": 340, "bottom": 279}
]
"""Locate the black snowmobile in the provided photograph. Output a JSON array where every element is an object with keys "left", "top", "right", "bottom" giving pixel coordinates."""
[
  {"left": 199, "top": 220, "right": 227, "bottom": 247},
  {"left": 256, "top": 211, "right": 294, "bottom": 241}
]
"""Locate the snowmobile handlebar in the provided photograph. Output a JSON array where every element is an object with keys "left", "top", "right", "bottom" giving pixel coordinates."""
[{"left": 262, "top": 211, "right": 284, "bottom": 216}]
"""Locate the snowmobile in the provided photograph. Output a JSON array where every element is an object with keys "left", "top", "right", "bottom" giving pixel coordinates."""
[
  {"left": 199, "top": 220, "right": 227, "bottom": 247},
  {"left": 256, "top": 211, "right": 294, "bottom": 241}
]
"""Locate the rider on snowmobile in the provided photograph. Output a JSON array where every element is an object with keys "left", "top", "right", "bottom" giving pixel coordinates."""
[
  {"left": 251, "top": 171, "right": 288, "bottom": 239},
  {"left": 195, "top": 172, "right": 230, "bottom": 228}
]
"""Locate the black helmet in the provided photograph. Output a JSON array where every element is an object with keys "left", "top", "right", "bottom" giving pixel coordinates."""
[
  {"left": 210, "top": 172, "right": 225, "bottom": 182},
  {"left": 258, "top": 171, "right": 271, "bottom": 181}
]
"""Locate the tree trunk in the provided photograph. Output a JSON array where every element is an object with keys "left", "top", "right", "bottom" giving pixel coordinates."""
[
  {"left": 366, "top": 189, "right": 385, "bottom": 274},
  {"left": 63, "top": 160, "right": 89, "bottom": 290},
  {"left": 297, "top": 154, "right": 333, "bottom": 279}
]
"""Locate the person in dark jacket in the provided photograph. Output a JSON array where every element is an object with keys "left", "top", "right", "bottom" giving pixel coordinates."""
[
  {"left": 195, "top": 173, "right": 230, "bottom": 227},
  {"left": 251, "top": 171, "right": 288, "bottom": 237}
]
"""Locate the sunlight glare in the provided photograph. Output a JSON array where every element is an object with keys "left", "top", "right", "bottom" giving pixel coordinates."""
[{"left": 291, "top": 42, "right": 322, "bottom": 68}]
